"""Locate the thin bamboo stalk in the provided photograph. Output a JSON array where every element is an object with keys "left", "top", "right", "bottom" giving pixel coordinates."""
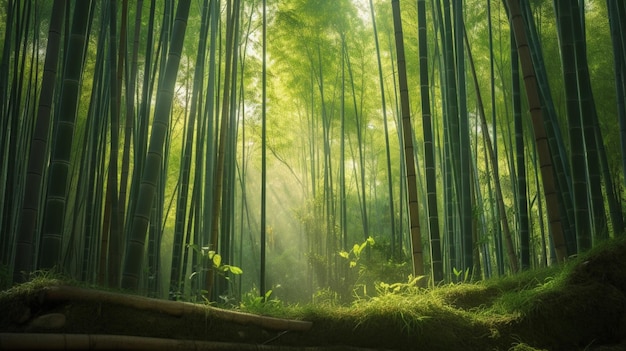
[{"left": 464, "top": 29, "right": 519, "bottom": 273}]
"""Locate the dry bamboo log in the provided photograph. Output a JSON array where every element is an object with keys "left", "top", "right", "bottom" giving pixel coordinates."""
[
  {"left": 0, "top": 333, "right": 385, "bottom": 351},
  {"left": 40, "top": 286, "right": 312, "bottom": 332}
]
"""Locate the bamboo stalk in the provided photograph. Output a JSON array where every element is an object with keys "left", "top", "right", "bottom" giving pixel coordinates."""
[
  {"left": 41, "top": 286, "right": 312, "bottom": 332},
  {"left": 0, "top": 333, "right": 383, "bottom": 351}
]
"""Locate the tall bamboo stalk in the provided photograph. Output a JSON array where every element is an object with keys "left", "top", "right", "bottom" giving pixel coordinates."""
[
  {"left": 39, "top": 0, "right": 93, "bottom": 270},
  {"left": 505, "top": 0, "right": 567, "bottom": 262},
  {"left": 391, "top": 0, "right": 424, "bottom": 277},
  {"left": 121, "top": 0, "right": 192, "bottom": 290},
  {"left": 13, "top": 0, "right": 66, "bottom": 282},
  {"left": 465, "top": 29, "right": 519, "bottom": 273}
]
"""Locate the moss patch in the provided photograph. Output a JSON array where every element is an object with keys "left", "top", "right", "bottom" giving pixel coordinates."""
[{"left": 2, "top": 238, "right": 626, "bottom": 350}]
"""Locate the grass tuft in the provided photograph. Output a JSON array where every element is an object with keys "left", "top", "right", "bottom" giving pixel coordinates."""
[{"left": 2, "top": 237, "right": 626, "bottom": 350}]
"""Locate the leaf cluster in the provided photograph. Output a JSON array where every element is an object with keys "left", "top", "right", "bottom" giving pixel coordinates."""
[
  {"left": 338, "top": 236, "right": 375, "bottom": 268},
  {"left": 187, "top": 244, "right": 243, "bottom": 281}
]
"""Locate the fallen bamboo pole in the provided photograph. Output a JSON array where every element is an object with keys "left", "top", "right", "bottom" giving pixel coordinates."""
[
  {"left": 0, "top": 333, "right": 387, "bottom": 351},
  {"left": 41, "top": 285, "right": 312, "bottom": 332}
]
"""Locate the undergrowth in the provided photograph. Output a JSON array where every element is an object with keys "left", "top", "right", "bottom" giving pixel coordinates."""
[{"left": 2, "top": 237, "right": 625, "bottom": 350}]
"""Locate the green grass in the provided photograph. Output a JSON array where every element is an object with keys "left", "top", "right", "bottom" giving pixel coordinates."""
[
  {"left": 237, "top": 237, "right": 626, "bottom": 350},
  {"left": 2, "top": 237, "right": 626, "bottom": 350}
]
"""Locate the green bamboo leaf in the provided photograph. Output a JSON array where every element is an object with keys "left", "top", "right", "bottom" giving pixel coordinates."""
[
  {"left": 228, "top": 266, "right": 243, "bottom": 275},
  {"left": 212, "top": 253, "right": 222, "bottom": 268},
  {"left": 359, "top": 241, "right": 368, "bottom": 253}
]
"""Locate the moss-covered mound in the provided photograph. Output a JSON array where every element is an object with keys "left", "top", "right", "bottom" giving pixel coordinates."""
[{"left": 2, "top": 238, "right": 626, "bottom": 350}]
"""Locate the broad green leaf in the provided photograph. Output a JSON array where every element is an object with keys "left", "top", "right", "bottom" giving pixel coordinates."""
[
  {"left": 359, "top": 241, "right": 368, "bottom": 253},
  {"left": 228, "top": 266, "right": 243, "bottom": 275},
  {"left": 212, "top": 253, "right": 222, "bottom": 267}
]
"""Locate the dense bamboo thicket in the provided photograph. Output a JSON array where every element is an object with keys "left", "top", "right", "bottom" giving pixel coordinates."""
[{"left": 0, "top": 0, "right": 625, "bottom": 305}]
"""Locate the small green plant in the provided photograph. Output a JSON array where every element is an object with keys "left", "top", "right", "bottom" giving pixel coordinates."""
[
  {"left": 339, "top": 236, "right": 375, "bottom": 268},
  {"left": 188, "top": 244, "right": 243, "bottom": 280},
  {"left": 453, "top": 267, "right": 471, "bottom": 283},
  {"left": 312, "top": 287, "right": 340, "bottom": 306},
  {"left": 337, "top": 237, "right": 377, "bottom": 301},
  {"left": 183, "top": 244, "right": 243, "bottom": 302},
  {"left": 239, "top": 287, "right": 285, "bottom": 315},
  {"left": 243, "top": 288, "right": 274, "bottom": 307},
  {"left": 375, "top": 275, "right": 426, "bottom": 296}
]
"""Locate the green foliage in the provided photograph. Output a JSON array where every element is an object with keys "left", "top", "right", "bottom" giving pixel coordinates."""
[
  {"left": 2, "top": 0, "right": 623, "bottom": 309},
  {"left": 375, "top": 275, "right": 426, "bottom": 296},
  {"left": 338, "top": 236, "right": 375, "bottom": 268},
  {"left": 333, "top": 237, "right": 421, "bottom": 302},
  {"left": 180, "top": 244, "right": 243, "bottom": 302},
  {"left": 308, "top": 236, "right": 416, "bottom": 303},
  {"left": 243, "top": 288, "right": 275, "bottom": 307},
  {"left": 508, "top": 343, "right": 548, "bottom": 351},
  {"left": 238, "top": 287, "right": 288, "bottom": 316},
  {"left": 453, "top": 267, "right": 472, "bottom": 283},
  {"left": 3, "top": 241, "right": 626, "bottom": 350},
  {"left": 187, "top": 244, "right": 244, "bottom": 280},
  {"left": 311, "top": 287, "right": 341, "bottom": 306}
]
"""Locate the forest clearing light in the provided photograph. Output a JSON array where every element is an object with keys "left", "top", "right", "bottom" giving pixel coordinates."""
[
  {"left": 346, "top": 158, "right": 358, "bottom": 170},
  {"left": 351, "top": 0, "right": 371, "bottom": 25}
]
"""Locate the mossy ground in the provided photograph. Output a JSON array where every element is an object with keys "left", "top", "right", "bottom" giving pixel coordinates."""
[{"left": 2, "top": 238, "right": 626, "bottom": 350}]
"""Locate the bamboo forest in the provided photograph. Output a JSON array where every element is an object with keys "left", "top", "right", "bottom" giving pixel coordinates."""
[{"left": 2, "top": 0, "right": 626, "bottom": 350}]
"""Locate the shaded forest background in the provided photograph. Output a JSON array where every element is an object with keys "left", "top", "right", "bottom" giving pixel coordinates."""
[{"left": 1, "top": 0, "right": 625, "bottom": 305}]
